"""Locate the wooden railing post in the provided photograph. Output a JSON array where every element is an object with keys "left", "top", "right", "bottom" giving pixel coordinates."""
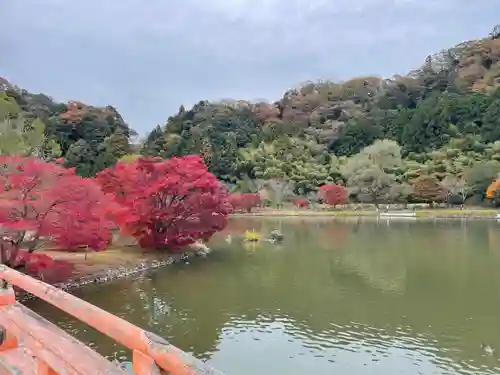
[
  {"left": 0, "top": 280, "right": 17, "bottom": 352},
  {"left": 133, "top": 349, "right": 162, "bottom": 375}
]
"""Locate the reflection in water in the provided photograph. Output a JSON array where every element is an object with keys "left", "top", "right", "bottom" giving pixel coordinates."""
[{"left": 27, "top": 218, "right": 500, "bottom": 375}]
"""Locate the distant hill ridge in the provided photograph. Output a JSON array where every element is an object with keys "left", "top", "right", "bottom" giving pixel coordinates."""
[{"left": 1, "top": 26, "right": 500, "bottom": 204}]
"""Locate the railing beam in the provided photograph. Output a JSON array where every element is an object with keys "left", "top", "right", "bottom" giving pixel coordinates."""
[
  {"left": 0, "top": 303, "right": 125, "bottom": 374},
  {"left": 0, "top": 265, "right": 223, "bottom": 375},
  {"left": 0, "top": 284, "right": 17, "bottom": 353}
]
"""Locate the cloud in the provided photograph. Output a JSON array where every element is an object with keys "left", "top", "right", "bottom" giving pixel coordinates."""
[{"left": 0, "top": 0, "right": 498, "bottom": 134}]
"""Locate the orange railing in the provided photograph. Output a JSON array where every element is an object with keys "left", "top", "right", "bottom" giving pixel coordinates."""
[{"left": 0, "top": 265, "right": 225, "bottom": 375}]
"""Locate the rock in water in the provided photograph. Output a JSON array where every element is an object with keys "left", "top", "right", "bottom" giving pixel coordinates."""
[
  {"left": 268, "top": 230, "right": 284, "bottom": 242},
  {"left": 188, "top": 241, "right": 212, "bottom": 256}
]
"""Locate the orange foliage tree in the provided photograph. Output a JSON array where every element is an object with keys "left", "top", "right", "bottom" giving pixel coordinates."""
[
  {"left": 412, "top": 176, "right": 447, "bottom": 206},
  {"left": 486, "top": 178, "right": 500, "bottom": 200}
]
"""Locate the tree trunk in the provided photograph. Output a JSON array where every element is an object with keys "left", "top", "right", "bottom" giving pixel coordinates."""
[{"left": 0, "top": 241, "right": 27, "bottom": 271}]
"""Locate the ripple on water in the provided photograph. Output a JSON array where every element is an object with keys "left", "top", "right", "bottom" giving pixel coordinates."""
[
  {"left": 31, "top": 302, "right": 500, "bottom": 375},
  {"left": 208, "top": 314, "right": 500, "bottom": 375},
  {"left": 23, "top": 221, "right": 500, "bottom": 375}
]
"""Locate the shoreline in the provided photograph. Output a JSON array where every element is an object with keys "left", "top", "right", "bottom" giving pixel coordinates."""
[
  {"left": 232, "top": 208, "right": 500, "bottom": 220},
  {"left": 18, "top": 208, "right": 500, "bottom": 299},
  {"left": 18, "top": 246, "right": 204, "bottom": 302}
]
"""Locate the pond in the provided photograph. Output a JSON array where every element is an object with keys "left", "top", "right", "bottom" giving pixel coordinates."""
[{"left": 26, "top": 218, "right": 500, "bottom": 375}]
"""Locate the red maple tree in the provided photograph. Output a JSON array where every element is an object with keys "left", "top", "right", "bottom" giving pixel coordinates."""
[
  {"left": 229, "top": 193, "right": 261, "bottom": 213},
  {"left": 96, "top": 155, "right": 232, "bottom": 250},
  {"left": 319, "top": 184, "right": 348, "bottom": 207},
  {"left": 0, "top": 156, "right": 115, "bottom": 281}
]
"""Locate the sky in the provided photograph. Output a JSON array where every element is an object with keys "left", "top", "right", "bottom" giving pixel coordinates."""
[{"left": 0, "top": 0, "right": 499, "bottom": 135}]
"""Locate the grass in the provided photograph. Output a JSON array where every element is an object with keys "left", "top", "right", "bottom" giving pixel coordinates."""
[
  {"left": 236, "top": 208, "right": 500, "bottom": 218},
  {"left": 414, "top": 209, "right": 499, "bottom": 217},
  {"left": 40, "top": 246, "right": 157, "bottom": 277}
]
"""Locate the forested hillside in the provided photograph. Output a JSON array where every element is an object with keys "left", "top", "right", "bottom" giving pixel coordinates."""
[
  {"left": 0, "top": 77, "right": 135, "bottom": 176},
  {"left": 2, "top": 26, "right": 500, "bottom": 205},
  {"left": 140, "top": 26, "right": 500, "bottom": 204}
]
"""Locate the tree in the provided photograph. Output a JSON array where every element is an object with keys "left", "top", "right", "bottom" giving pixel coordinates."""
[
  {"left": 464, "top": 161, "right": 500, "bottom": 200},
  {"left": 441, "top": 175, "right": 468, "bottom": 207},
  {"left": 266, "top": 179, "right": 294, "bottom": 208},
  {"left": 412, "top": 175, "right": 447, "bottom": 205},
  {"left": 229, "top": 193, "right": 261, "bottom": 212},
  {"left": 106, "top": 128, "right": 131, "bottom": 159},
  {"left": 0, "top": 117, "right": 60, "bottom": 159},
  {"left": 490, "top": 24, "right": 500, "bottom": 39},
  {"left": 481, "top": 100, "right": 500, "bottom": 143},
  {"left": 141, "top": 125, "right": 168, "bottom": 157},
  {"left": 400, "top": 96, "right": 450, "bottom": 153},
  {"left": 487, "top": 177, "right": 500, "bottom": 195},
  {"left": 64, "top": 139, "right": 94, "bottom": 176},
  {"left": 341, "top": 140, "right": 401, "bottom": 206},
  {"left": 486, "top": 178, "right": 500, "bottom": 206},
  {"left": 353, "top": 139, "right": 402, "bottom": 170},
  {"left": 0, "top": 156, "right": 115, "bottom": 280},
  {"left": 330, "top": 117, "right": 382, "bottom": 156},
  {"left": 389, "top": 183, "right": 412, "bottom": 205},
  {"left": 0, "top": 117, "right": 28, "bottom": 155},
  {"left": 319, "top": 184, "right": 348, "bottom": 207},
  {"left": 237, "top": 137, "right": 339, "bottom": 195},
  {"left": 0, "top": 92, "right": 21, "bottom": 119},
  {"left": 96, "top": 155, "right": 232, "bottom": 250},
  {"left": 293, "top": 199, "right": 309, "bottom": 208}
]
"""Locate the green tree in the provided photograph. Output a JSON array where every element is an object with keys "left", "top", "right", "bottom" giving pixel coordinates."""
[
  {"left": 0, "top": 117, "right": 60, "bottom": 159},
  {"left": 64, "top": 139, "right": 95, "bottom": 176},
  {"left": 481, "top": 100, "right": 500, "bottom": 143},
  {"left": 238, "top": 137, "right": 340, "bottom": 194},
  {"left": 401, "top": 95, "right": 452, "bottom": 153},
  {"left": 0, "top": 92, "right": 21, "bottom": 119},
  {"left": 107, "top": 128, "right": 131, "bottom": 159},
  {"left": 330, "top": 117, "right": 382, "bottom": 156},
  {"left": 341, "top": 140, "right": 402, "bottom": 206},
  {"left": 389, "top": 183, "right": 412, "bottom": 205},
  {"left": 141, "top": 125, "right": 168, "bottom": 157}
]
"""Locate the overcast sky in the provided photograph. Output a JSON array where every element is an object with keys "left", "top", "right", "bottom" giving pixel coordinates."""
[{"left": 1, "top": 0, "right": 498, "bottom": 135}]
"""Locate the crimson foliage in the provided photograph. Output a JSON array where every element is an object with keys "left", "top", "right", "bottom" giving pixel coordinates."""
[
  {"left": 319, "top": 184, "right": 348, "bottom": 207},
  {"left": 229, "top": 193, "right": 261, "bottom": 213},
  {"left": 293, "top": 199, "right": 309, "bottom": 208},
  {"left": 0, "top": 156, "right": 115, "bottom": 281},
  {"left": 96, "top": 155, "right": 232, "bottom": 250}
]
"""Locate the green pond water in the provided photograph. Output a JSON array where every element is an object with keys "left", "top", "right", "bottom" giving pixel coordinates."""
[{"left": 26, "top": 218, "right": 500, "bottom": 375}]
